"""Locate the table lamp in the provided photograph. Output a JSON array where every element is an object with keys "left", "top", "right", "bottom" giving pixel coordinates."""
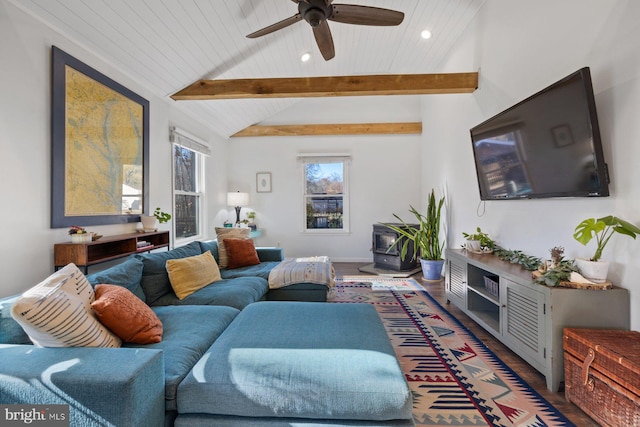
[{"left": 227, "top": 191, "right": 250, "bottom": 225}]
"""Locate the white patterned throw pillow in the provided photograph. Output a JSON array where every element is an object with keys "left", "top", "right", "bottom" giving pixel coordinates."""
[{"left": 11, "top": 263, "right": 121, "bottom": 348}]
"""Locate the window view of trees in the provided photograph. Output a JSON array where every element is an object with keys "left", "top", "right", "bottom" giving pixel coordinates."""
[
  {"left": 305, "top": 162, "right": 344, "bottom": 229},
  {"left": 173, "top": 145, "right": 200, "bottom": 239}
]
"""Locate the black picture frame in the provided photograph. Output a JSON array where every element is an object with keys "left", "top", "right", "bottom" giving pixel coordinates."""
[{"left": 51, "top": 46, "right": 149, "bottom": 228}]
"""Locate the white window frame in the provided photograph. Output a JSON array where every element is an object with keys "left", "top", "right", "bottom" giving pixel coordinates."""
[
  {"left": 298, "top": 154, "right": 350, "bottom": 234},
  {"left": 171, "top": 127, "right": 208, "bottom": 244}
]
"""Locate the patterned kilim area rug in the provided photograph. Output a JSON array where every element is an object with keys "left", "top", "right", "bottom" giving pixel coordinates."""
[{"left": 328, "top": 277, "right": 574, "bottom": 427}]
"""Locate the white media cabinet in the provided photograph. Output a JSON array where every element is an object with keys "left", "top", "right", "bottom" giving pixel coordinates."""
[{"left": 445, "top": 249, "right": 630, "bottom": 391}]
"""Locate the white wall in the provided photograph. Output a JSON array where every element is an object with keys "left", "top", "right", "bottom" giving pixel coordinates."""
[
  {"left": 422, "top": 0, "right": 640, "bottom": 328},
  {"left": 225, "top": 95, "right": 423, "bottom": 261},
  {"left": 0, "top": 2, "right": 227, "bottom": 297}
]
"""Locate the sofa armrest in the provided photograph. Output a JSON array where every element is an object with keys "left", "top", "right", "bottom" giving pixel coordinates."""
[
  {"left": 0, "top": 344, "right": 164, "bottom": 427},
  {"left": 257, "top": 247, "right": 284, "bottom": 262}
]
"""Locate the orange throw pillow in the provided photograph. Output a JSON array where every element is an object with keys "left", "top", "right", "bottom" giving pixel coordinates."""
[
  {"left": 223, "top": 238, "right": 260, "bottom": 269},
  {"left": 91, "top": 284, "right": 163, "bottom": 344}
]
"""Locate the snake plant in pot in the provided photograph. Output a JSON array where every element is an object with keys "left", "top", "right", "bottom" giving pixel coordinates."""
[
  {"left": 382, "top": 189, "right": 445, "bottom": 281},
  {"left": 573, "top": 215, "right": 640, "bottom": 283}
]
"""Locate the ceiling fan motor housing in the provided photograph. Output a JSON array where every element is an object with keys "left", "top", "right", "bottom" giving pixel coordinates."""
[{"left": 298, "top": 0, "right": 333, "bottom": 27}]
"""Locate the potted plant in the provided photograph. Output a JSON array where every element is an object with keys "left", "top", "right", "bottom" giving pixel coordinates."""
[
  {"left": 462, "top": 227, "right": 496, "bottom": 253},
  {"left": 141, "top": 207, "right": 171, "bottom": 231},
  {"left": 382, "top": 189, "right": 445, "bottom": 281},
  {"left": 573, "top": 215, "right": 640, "bottom": 283}
]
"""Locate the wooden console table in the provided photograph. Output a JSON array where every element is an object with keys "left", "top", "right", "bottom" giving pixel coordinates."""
[{"left": 54, "top": 231, "right": 170, "bottom": 273}]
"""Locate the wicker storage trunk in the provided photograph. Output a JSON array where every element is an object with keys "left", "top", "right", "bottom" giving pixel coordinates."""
[{"left": 564, "top": 328, "right": 640, "bottom": 426}]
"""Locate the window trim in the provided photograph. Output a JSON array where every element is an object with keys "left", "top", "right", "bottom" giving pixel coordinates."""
[
  {"left": 171, "top": 128, "right": 208, "bottom": 244},
  {"left": 298, "top": 154, "right": 350, "bottom": 234}
]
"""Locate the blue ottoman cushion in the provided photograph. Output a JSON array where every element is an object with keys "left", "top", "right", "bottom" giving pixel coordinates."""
[{"left": 177, "top": 302, "right": 412, "bottom": 422}]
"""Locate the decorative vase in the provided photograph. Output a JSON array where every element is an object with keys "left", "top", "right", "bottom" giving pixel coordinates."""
[
  {"left": 466, "top": 240, "right": 481, "bottom": 253},
  {"left": 420, "top": 259, "right": 445, "bottom": 281},
  {"left": 574, "top": 258, "right": 610, "bottom": 283},
  {"left": 140, "top": 216, "right": 157, "bottom": 231},
  {"left": 71, "top": 233, "right": 92, "bottom": 243}
]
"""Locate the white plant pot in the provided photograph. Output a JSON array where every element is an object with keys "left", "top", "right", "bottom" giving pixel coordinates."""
[
  {"left": 140, "top": 216, "right": 157, "bottom": 231},
  {"left": 466, "top": 240, "right": 481, "bottom": 253},
  {"left": 575, "top": 258, "right": 610, "bottom": 283}
]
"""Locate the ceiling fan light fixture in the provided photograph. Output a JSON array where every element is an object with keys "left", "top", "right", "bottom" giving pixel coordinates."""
[{"left": 421, "top": 29, "right": 432, "bottom": 39}]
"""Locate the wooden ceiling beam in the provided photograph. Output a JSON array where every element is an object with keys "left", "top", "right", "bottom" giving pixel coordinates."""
[
  {"left": 231, "top": 122, "right": 422, "bottom": 137},
  {"left": 171, "top": 72, "right": 478, "bottom": 100}
]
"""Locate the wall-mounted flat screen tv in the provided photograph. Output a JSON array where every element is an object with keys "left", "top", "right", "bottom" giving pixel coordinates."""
[{"left": 470, "top": 67, "right": 609, "bottom": 200}]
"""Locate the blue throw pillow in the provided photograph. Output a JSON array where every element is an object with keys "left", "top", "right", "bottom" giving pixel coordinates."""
[
  {"left": 135, "top": 241, "right": 202, "bottom": 306},
  {"left": 198, "top": 240, "right": 219, "bottom": 262},
  {"left": 86, "top": 257, "right": 146, "bottom": 302}
]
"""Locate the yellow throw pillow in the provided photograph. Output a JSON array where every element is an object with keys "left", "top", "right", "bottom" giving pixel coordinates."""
[
  {"left": 215, "top": 227, "right": 251, "bottom": 268},
  {"left": 166, "top": 251, "right": 221, "bottom": 300}
]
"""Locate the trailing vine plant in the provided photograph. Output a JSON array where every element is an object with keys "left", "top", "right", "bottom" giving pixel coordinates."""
[
  {"left": 534, "top": 259, "right": 578, "bottom": 287},
  {"left": 493, "top": 248, "right": 542, "bottom": 271}
]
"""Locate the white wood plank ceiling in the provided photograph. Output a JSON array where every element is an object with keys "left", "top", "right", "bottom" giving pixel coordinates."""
[{"left": 10, "top": 0, "right": 485, "bottom": 138}]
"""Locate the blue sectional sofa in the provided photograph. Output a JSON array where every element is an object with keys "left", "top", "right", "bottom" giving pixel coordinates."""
[{"left": 0, "top": 241, "right": 414, "bottom": 426}]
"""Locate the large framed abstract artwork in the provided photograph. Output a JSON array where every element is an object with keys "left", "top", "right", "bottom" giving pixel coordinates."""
[{"left": 51, "top": 46, "right": 149, "bottom": 228}]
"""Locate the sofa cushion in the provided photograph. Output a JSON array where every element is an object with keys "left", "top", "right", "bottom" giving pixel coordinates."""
[
  {"left": 11, "top": 264, "right": 121, "bottom": 348},
  {"left": 166, "top": 251, "right": 222, "bottom": 299},
  {"left": 198, "top": 240, "right": 219, "bottom": 261},
  {"left": 0, "top": 295, "right": 30, "bottom": 344},
  {"left": 125, "top": 305, "right": 239, "bottom": 412},
  {"left": 215, "top": 227, "right": 250, "bottom": 268},
  {"left": 92, "top": 284, "right": 163, "bottom": 344},
  {"left": 177, "top": 302, "right": 412, "bottom": 421},
  {"left": 223, "top": 238, "right": 260, "bottom": 269},
  {"left": 85, "top": 257, "right": 146, "bottom": 302},
  {"left": 151, "top": 277, "right": 268, "bottom": 310},
  {"left": 135, "top": 241, "right": 202, "bottom": 305},
  {"left": 220, "top": 261, "right": 280, "bottom": 280}
]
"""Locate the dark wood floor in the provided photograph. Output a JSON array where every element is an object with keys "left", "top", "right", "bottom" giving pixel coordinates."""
[{"left": 333, "top": 262, "right": 598, "bottom": 426}]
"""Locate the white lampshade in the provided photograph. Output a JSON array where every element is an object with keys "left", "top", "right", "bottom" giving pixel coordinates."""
[{"left": 227, "top": 191, "right": 249, "bottom": 207}]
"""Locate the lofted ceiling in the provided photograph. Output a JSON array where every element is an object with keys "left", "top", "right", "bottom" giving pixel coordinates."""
[{"left": 11, "top": 0, "right": 485, "bottom": 139}]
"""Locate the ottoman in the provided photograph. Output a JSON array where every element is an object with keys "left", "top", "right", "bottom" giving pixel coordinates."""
[
  {"left": 175, "top": 302, "right": 414, "bottom": 426},
  {"left": 266, "top": 256, "right": 335, "bottom": 302}
]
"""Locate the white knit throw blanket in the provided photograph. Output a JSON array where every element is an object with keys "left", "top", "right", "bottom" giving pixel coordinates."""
[{"left": 268, "top": 256, "right": 335, "bottom": 290}]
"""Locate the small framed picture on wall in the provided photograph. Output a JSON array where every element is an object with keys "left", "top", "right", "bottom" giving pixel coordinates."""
[{"left": 256, "top": 172, "right": 272, "bottom": 193}]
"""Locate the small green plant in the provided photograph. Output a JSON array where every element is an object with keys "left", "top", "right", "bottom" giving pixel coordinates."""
[
  {"left": 573, "top": 216, "right": 640, "bottom": 261},
  {"left": 462, "top": 227, "right": 497, "bottom": 251},
  {"left": 246, "top": 211, "right": 256, "bottom": 222},
  {"left": 153, "top": 207, "right": 172, "bottom": 224}
]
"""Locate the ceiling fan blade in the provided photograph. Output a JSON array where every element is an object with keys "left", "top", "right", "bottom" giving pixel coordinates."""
[
  {"left": 313, "top": 20, "right": 335, "bottom": 60},
  {"left": 246, "top": 14, "right": 303, "bottom": 38},
  {"left": 329, "top": 4, "right": 404, "bottom": 26}
]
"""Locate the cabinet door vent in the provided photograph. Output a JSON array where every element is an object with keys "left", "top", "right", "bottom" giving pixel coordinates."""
[
  {"left": 449, "top": 261, "right": 466, "bottom": 300},
  {"left": 506, "top": 288, "right": 540, "bottom": 352}
]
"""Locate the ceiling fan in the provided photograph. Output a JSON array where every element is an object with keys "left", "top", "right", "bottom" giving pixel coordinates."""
[{"left": 246, "top": 0, "right": 404, "bottom": 61}]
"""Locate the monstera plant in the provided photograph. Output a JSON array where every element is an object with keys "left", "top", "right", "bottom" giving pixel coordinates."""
[{"left": 573, "top": 215, "right": 640, "bottom": 282}]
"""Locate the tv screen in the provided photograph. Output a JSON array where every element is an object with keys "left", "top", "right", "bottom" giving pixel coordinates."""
[{"left": 470, "top": 67, "right": 609, "bottom": 200}]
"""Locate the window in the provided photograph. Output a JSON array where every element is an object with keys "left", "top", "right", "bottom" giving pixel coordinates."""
[
  {"left": 300, "top": 155, "right": 350, "bottom": 233},
  {"left": 171, "top": 127, "right": 209, "bottom": 241}
]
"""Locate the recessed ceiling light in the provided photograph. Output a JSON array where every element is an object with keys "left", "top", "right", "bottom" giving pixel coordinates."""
[
  {"left": 421, "top": 30, "right": 432, "bottom": 40},
  {"left": 300, "top": 52, "right": 311, "bottom": 62}
]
